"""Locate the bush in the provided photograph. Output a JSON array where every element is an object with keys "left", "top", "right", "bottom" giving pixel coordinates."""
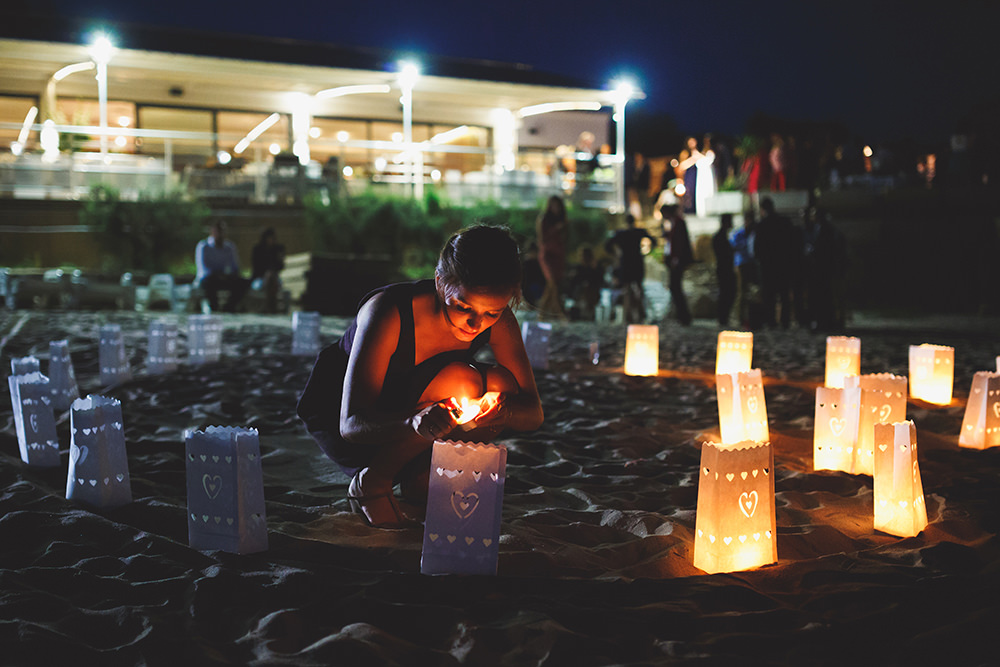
[
  {"left": 80, "top": 185, "right": 209, "bottom": 274},
  {"left": 305, "top": 189, "right": 613, "bottom": 280}
]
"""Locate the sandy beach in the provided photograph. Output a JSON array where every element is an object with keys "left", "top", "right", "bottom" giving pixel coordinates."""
[{"left": 1, "top": 309, "right": 998, "bottom": 666}]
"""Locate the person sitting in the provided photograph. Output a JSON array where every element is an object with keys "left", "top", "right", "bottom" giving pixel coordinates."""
[
  {"left": 251, "top": 227, "right": 286, "bottom": 313},
  {"left": 296, "top": 225, "right": 544, "bottom": 527},
  {"left": 195, "top": 221, "right": 250, "bottom": 312}
]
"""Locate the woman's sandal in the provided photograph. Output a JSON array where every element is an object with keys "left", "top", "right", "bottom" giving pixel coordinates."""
[{"left": 348, "top": 470, "right": 408, "bottom": 528}]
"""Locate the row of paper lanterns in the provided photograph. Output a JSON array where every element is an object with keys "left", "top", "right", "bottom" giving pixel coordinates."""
[{"left": 6, "top": 312, "right": 324, "bottom": 555}]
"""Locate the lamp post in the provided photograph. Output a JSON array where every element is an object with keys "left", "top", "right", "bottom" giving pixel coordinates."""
[
  {"left": 611, "top": 80, "right": 634, "bottom": 214},
  {"left": 397, "top": 62, "right": 420, "bottom": 197},
  {"left": 89, "top": 35, "right": 115, "bottom": 158}
]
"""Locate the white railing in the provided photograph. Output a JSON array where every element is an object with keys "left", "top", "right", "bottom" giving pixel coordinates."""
[{"left": 0, "top": 122, "right": 621, "bottom": 209}]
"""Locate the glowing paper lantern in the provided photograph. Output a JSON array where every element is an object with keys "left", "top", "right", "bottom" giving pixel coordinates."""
[
  {"left": 66, "top": 395, "right": 132, "bottom": 509},
  {"left": 421, "top": 439, "right": 506, "bottom": 575},
  {"left": 873, "top": 421, "right": 927, "bottom": 537},
  {"left": 188, "top": 314, "right": 223, "bottom": 365},
  {"left": 813, "top": 385, "right": 860, "bottom": 472},
  {"left": 908, "top": 344, "right": 954, "bottom": 405},
  {"left": 693, "top": 440, "right": 777, "bottom": 574},
  {"left": 291, "top": 311, "right": 322, "bottom": 357},
  {"left": 99, "top": 323, "right": 131, "bottom": 385},
  {"left": 146, "top": 320, "right": 179, "bottom": 374},
  {"left": 624, "top": 324, "right": 658, "bottom": 376},
  {"left": 959, "top": 371, "right": 1000, "bottom": 450},
  {"left": 185, "top": 426, "right": 268, "bottom": 554},
  {"left": 7, "top": 371, "right": 59, "bottom": 467},
  {"left": 825, "top": 336, "right": 860, "bottom": 389},
  {"left": 48, "top": 340, "right": 79, "bottom": 411},
  {"left": 850, "top": 373, "right": 907, "bottom": 476},
  {"left": 716, "top": 369, "right": 769, "bottom": 445},
  {"left": 10, "top": 356, "right": 40, "bottom": 376},
  {"left": 715, "top": 330, "right": 752, "bottom": 375},
  {"left": 521, "top": 321, "right": 552, "bottom": 370}
]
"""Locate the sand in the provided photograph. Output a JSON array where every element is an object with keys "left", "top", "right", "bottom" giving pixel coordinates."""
[{"left": 1, "top": 309, "right": 998, "bottom": 666}]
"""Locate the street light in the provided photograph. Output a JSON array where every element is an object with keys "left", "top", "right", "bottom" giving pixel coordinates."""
[
  {"left": 89, "top": 34, "right": 115, "bottom": 158},
  {"left": 397, "top": 61, "right": 420, "bottom": 196},
  {"left": 611, "top": 79, "right": 635, "bottom": 213}
]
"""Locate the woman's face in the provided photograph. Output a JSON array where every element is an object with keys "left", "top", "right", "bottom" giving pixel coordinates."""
[{"left": 438, "top": 280, "right": 513, "bottom": 342}]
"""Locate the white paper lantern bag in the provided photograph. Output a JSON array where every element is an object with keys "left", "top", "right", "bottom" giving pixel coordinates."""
[
  {"left": 624, "top": 324, "right": 658, "bottom": 376},
  {"left": 421, "top": 439, "right": 506, "bottom": 576},
  {"left": 147, "top": 320, "right": 180, "bottom": 374},
  {"left": 813, "top": 385, "right": 860, "bottom": 472},
  {"left": 850, "top": 373, "right": 907, "bottom": 476},
  {"left": 959, "top": 371, "right": 1000, "bottom": 450},
  {"left": 48, "top": 340, "right": 79, "bottom": 412},
  {"left": 291, "top": 311, "right": 322, "bottom": 357},
  {"left": 66, "top": 395, "right": 132, "bottom": 509},
  {"left": 825, "top": 336, "right": 860, "bottom": 389},
  {"left": 10, "top": 356, "right": 40, "bottom": 376},
  {"left": 99, "top": 324, "right": 131, "bottom": 385},
  {"left": 187, "top": 315, "right": 223, "bottom": 365},
  {"left": 521, "top": 321, "right": 552, "bottom": 371},
  {"left": 873, "top": 421, "right": 927, "bottom": 537},
  {"left": 7, "top": 371, "right": 60, "bottom": 467},
  {"left": 908, "top": 344, "right": 954, "bottom": 405},
  {"left": 715, "top": 330, "right": 752, "bottom": 375},
  {"left": 716, "top": 369, "right": 769, "bottom": 446},
  {"left": 185, "top": 426, "right": 268, "bottom": 554}
]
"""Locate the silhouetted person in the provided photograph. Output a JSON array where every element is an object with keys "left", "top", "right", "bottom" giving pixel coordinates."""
[
  {"left": 606, "top": 214, "right": 655, "bottom": 323},
  {"left": 567, "top": 245, "right": 606, "bottom": 321},
  {"left": 803, "top": 206, "right": 845, "bottom": 331},
  {"left": 661, "top": 204, "right": 694, "bottom": 326},
  {"left": 251, "top": 227, "right": 286, "bottom": 313},
  {"left": 536, "top": 195, "right": 569, "bottom": 319},
  {"left": 730, "top": 212, "right": 758, "bottom": 328},
  {"left": 713, "top": 213, "right": 736, "bottom": 326},
  {"left": 753, "top": 197, "right": 794, "bottom": 328},
  {"left": 195, "top": 221, "right": 250, "bottom": 312}
]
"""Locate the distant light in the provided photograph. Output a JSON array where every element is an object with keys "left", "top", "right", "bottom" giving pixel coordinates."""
[
  {"left": 518, "top": 101, "right": 602, "bottom": 118},
  {"left": 675, "top": 182, "right": 687, "bottom": 196},
  {"left": 391, "top": 132, "right": 403, "bottom": 143},
  {"left": 863, "top": 145, "right": 873, "bottom": 158},
  {"left": 309, "top": 126, "right": 321, "bottom": 139},
  {"left": 17, "top": 106, "right": 38, "bottom": 145},
  {"left": 114, "top": 135, "right": 127, "bottom": 148},
  {"left": 342, "top": 165, "right": 354, "bottom": 177},
  {"left": 89, "top": 34, "right": 115, "bottom": 65},
  {"left": 216, "top": 150, "right": 232, "bottom": 165},
  {"left": 336, "top": 130, "right": 349, "bottom": 142},
  {"left": 670, "top": 158, "right": 679, "bottom": 168},
  {"left": 374, "top": 157, "right": 387, "bottom": 171},
  {"left": 234, "top": 113, "right": 281, "bottom": 154},
  {"left": 52, "top": 61, "right": 95, "bottom": 82},
  {"left": 269, "top": 143, "right": 281, "bottom": 155},
  {"left": 397, "top": 61, "right": 420, "bottom": 90},
  {"left": 611, "top": 79, "right": 636, "bottom": 104},
  {"left": 315, "top": 84, "right": 391, "bottom": 100},
  {"left": 117, "top": 116, "right": 130, "bottom": 127},
  {"left": 430, "top": 169, "right": 441, "bottom": 181},
  {"left": 10, "top": 141, "right": 23, "bottom": 156}
]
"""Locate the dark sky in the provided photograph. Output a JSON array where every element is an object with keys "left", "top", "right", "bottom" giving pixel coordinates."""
[{"left": 32, "top": 0, "right": 1000, "bottom": 146}]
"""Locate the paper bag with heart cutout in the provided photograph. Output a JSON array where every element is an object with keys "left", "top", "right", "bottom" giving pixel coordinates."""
[
  {"left": 66, "top": 395, "right": 132, "bottom": 509},
  {"left": 421, "top": 439, "right": 506, "bottom": 575},
  {"left": 146, "top": 320, "right": 179, "bottom": 374},
  {"left": 48, "top": 340, "right": 79, "bottom": 411},
  {"left": 521, "top": 321, "right": 552, "bottom": 371},
  {"left": 908, "top": 343, "right": 954, "bottom": 405},
  {"left": 291, "top": 311, "right": 322, "bottom": 357},
  {"left": 99, "top": 324, "right": 132, "bottom": 386},
  {"left": 8, "top": 371, "right": 60, "bottom": 467},
  {"left": 959, "top": 371, "right": 1000, "bottom": 450},
  {"left": 873, "top": 421, "right": 927, "bottom": 537},
  {"left": 814, "top": 385, "right": 861, "bottom": 472},
  {"left": 185, "top": 426, "right": 267, "bottom": 554},
  {"left": 693, "top": 440, "right": 776, "bottom": 574},
  {"left": 187, "top": 315, "right": 223, "bottom": 366},
  {"left": 850, "top": 373, "right": 907, "bottom": 476},
  {"left": 716, "top": 369, "right": 769, "bottom": 446},
  {"left": 824, "top": 335, "right": 860, "bottom": 389}
]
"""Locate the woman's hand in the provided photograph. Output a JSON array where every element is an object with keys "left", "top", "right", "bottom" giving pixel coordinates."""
[
  {"left": 410, "top": 400, "right": 460, "bottom": 440},
  {"left": 471, "top": 392, "right": 507, "bottom": 429}
]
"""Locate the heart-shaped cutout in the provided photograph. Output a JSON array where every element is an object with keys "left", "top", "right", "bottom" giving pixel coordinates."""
[
  {"left": 472, "top": 471, "right": 482, "bottom": 482},
  {"left": 202, "top": 474, "right": 223, "bottom": 499},
  {"left": 446, "top": 535, "right": 457, "bottom": 543},
  {"left": 116, "top": 473, "right": 124, "bottom": 483},
  {"left": 429, "top": 533, "right": 439, "bottom": 542},
  {"left": 465, "top": 537, "right": 475, "bottom": 545},
  {"left": 878, "top": 444, "right": 888, "bottom": 452},
  {"left": 739, "top": 490, "right": 759, "bottom": 518},
  {"left": 829, "top": 417, "right": 846, "bottom": 436},
  {"left": 739, "top": 535, "right": 747, "bottom": 543},
  {"left": 723, "top": 536, "right": 733, "bottom": 545},
  {"left": 753, "top": 532, "right": 761, "bottom": 541},
  {"left": 993, "top": 402, "right": 1000, "bottom": 419},
  {"left": 878, "top": 404, "right": 892, "bottom": 422},
  {"left": 709, "top": 535, "right": 716, "bottom": 543},
  {"left": 746, "top": 395, "right": 759, "bottom": 413},
  {"left": 71, "top": 445, "right": 89, "bottom": 465},
  {"left": 483, "top": 538, "right": 492, "bottom": 547},
  {"left": 726, "top": 473, "right": 735, "bottom": 482},
  {"left": 740, "top": 471, "right": 748, "bottom": 480},
  {"left": 451, "top": 491, "right": 480, "bottom": 519}
]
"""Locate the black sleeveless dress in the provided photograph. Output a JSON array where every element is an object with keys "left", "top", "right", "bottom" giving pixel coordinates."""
[{"left": 296, "top": 280, "right": 491, "bottom": 475}]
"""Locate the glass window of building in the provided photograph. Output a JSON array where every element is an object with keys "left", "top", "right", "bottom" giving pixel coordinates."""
[
  {"left": 137, "top": 106, "right": 213, "bottom": 162},
  {"left": 53, "top": 98, "right": 135, "bottom": 153},
  {"left": 308, "top": 117, "right": 368, "bottom": 176},
  {"left": 217, "top": 111, "right": 289, "bottom": 160}
]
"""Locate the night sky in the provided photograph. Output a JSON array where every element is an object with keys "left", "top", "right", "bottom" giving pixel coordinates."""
[{"left": 27, "top": 0, "right": 1000, "bottom": 147}]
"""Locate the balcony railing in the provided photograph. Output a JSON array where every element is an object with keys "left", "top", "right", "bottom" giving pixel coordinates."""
[{"left": 0, "top": 122, "right": 622, "bottom": 210}]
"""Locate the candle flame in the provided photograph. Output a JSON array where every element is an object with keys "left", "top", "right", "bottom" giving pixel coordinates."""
[{"left": 452, "top": 392, "right": 501, "bottom": 425}]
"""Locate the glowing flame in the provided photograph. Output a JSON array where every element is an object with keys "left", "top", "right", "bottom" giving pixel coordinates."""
[{"left": 453, "top": 392, "right": 501, "bottom": 425}]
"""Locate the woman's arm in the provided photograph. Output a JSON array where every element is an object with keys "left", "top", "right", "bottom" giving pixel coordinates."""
[
  {"left": 340, "top": 293, "right": 455, "bottom": 444},
  {"left": 480, "top": 309, "right": 544, "bottom": 432}
]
